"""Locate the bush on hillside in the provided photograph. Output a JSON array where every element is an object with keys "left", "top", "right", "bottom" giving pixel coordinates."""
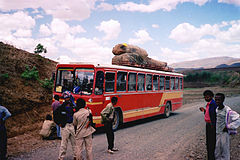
[
  {"left": 39, "top": 78, "right": 53, "bottom": 90},
  {"left": 21, "top": 65, "right": 39, "bottom": 80},
  {"left": 0, "top": 73, "right": 9, "bottom": 84}
]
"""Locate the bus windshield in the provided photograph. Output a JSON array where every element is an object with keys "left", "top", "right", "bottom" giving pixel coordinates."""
[
  {"left": 55, "top": 68, "right": 74, "bottom": 93},
  {"left": 74, "top": 68, "right": 94, "bottom": 95},
  {"left": 55, "top": 68, "right": 94, "bottom": 95}
]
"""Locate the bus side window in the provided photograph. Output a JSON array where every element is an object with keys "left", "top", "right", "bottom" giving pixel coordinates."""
[
  {"left": 175, "top": 77, "right": 179, "bottom": 90},
  {"left": 117, "top": 72, "right": 127, "bottom": 92},
  {"left": 128, "top": 73, "right": 136, "bottom": 91},
  {"left": 165, "top": 76, "right": 170, "bottom": 90},
  {"left": 146, "top": 74, "right": 152, "bottom": 91},
  {"left": 160, "top": 76, "right": 165, "bottom": 90},
  {"left": 180, "top": 78, "right": 183, "bottom": 90},
  {"left": 95, "top": 71, "right": 104, "bottom": 95},
  {"left": 153, "top": 75, "right": 159, "bottom": 91},
  {"left": 105, "top": 72, "right": 115, "bottom": 92},
  {"left": 137, "top": 73, "right": 145, "bottom": 91},
  {"left": 170, "top": 77, "right": 175, "bottom": 90}
]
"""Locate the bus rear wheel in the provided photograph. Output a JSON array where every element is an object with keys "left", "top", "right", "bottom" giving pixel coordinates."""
[
  {"left": 164, "top": 102, "right": 171, "bottom": 118},
  {"left": 112, "top": 110, "right": 120, "bottom": 131}
]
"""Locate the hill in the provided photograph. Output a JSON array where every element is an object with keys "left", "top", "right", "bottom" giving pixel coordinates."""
[
  {"left": 0, "top": 42, "right": 57, "bottom": 137},
  {"left": 169, "top": 56, "right": 240, "bottom": 71}
]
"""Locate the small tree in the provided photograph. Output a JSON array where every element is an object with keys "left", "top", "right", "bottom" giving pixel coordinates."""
[{"left": 34, "top": 43, "right": 47, "bottom": 54}]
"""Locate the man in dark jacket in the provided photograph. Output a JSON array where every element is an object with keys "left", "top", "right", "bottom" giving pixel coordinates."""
[
  {"left": 199, "top": 90, "right": 218, "bottom": 160},
  {"left": 54, "top": 91, "right": 76, "bottom": 160}
]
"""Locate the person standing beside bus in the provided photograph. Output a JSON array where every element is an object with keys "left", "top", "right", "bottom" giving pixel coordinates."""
[
  {"left": 73, "top": 98, "right": 95, "bottom": 160},
  {"left": 52, "top": 95, "right": 61, "bottom": 139},
  {"left": 54, "top": 91, "right": 76, "bottom": 160},
  {"left": 101, "top": 97, "right": 119, "bottom": 154},
  {"left": 199, "top": 90, "right": 218, "bottom": 160},
  {"left": 0, "top": 97, "right": 12, "bottom": 160}
]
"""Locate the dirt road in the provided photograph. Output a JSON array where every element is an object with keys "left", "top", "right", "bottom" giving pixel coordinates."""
[{"left": 9, "top": 96, "right": 240, "bottom": 160}]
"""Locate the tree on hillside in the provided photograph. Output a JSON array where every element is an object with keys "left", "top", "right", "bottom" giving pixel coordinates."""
[{"left": 34, "top": 43, "right": 47, "bottom": 55}]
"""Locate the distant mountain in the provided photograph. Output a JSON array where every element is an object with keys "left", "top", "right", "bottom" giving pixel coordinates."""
[{"left": 169, "top": 56, "right": 240, "bottom": 71}]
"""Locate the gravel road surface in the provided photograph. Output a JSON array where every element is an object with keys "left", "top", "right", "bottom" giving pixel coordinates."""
[{"left": 9, "top": 96, "right": 240, "bottom": 160}]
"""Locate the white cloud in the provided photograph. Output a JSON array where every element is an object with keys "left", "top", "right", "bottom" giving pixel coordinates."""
[
  {"left": 50, "top": 18, "right": 85, "bottom": 36},
  {"left": 96, "top": 19, "right": 121, "bottom": 41},
  {"left": 70, "top": 25, "right": 86, "bottom": 34},
  {"left": 96, "top": 2, "right": 114, "bottom": 11},
  {"left": 51, "top": 19, "right": 70, "bottom": 35},
  {"left": 115, "top": 0, "right": 208, "bottom": 12},
  {"left": 169, "top": 23, "right": 202, "bottom": 43},
  {"left": 152, "top": 24, "right": 159, "bottom": 28},
  {"left": 56, "top": 55, "right": 76, "bottom": 64},
  {"left": 13, "top": 29, "right": 32, "bottom": 37},
  {"left": 128, "top": 29, "right": 153, "bottom": 45},
  {"left": 170, "top": 20, "right": 240, "bottom": 44},
  {"left": 218, "top": 0, "right": 240, "bottom": 6},
  {"left": 39, "top": 24, "right": 52, "bottom": 36},
  {"left": 0, "top": 11, "right": 35, "bottom": 39},
  {"left": 0, "top": 0, "right": 97, "bottom": 21},
  {"left": 190, "top": 39, "right": 240, "bottom": 58},
  {"left": 60, "top": 34, "right": 113, "bottom": 64},
  {"left": 160, "top": 47, "right": 198, "bottom": 64},
  {"left": 166, "top": 20, "right": 240, "bottom": 63}
]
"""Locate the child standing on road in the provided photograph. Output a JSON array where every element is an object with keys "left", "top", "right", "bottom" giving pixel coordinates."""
[
  {"left": 199, "top": 90, "right": 218, "bottom": 160},
  {"left": 214, "top": 93, "right": 240, "bottom": 160}
]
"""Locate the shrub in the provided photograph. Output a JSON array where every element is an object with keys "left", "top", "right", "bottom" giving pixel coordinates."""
[
  {"left": 21, "top": 65, "right": 39, "bottom": 80},
  {"left": 39, "top": 78, "right": 53, "bottom": 90},
  {"left": 0, "top": 73, "right": 9, "bottom": 84},
  {"left": 0, "top": 73, "right": 9, "bottom": 80}
]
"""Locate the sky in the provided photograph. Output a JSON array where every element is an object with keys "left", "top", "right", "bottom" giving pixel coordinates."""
[{"left": 0, "top": 0, "right": 240, "bottom": 65}]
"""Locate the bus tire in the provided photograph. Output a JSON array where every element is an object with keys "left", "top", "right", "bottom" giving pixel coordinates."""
[
  {"left": 164, "top": 102, "right": 171, "bottom": 118},
  {"left": 112, "top": 110, "right": 120, "bottom": 131}
]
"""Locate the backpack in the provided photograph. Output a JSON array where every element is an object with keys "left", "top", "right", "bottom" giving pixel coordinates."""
[{"left": 53, "top": 104, "right": 67, "bottom": 127}]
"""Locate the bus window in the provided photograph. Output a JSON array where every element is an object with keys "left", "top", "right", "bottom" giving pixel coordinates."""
[
  {"left": 153, "top": 75, "right": 159, "bottom": 91},
  {"left": 175, "top": 77, "right": 179, "bottom": 90},
  {"left": 170, "top": 77, "right": 175, "bottom": 90},
  {"left": 74, "top": 68, "right": 94, "bottom": 95},
  {"left": 105, "top": 72, "right": 115, "bottom": 92},
  {"left": 137, "top": 73, "right": 145, "bottom": 91},
  {"left": 94, "top": 71, "right": 104, "bottom": 95},
  {"left": 165, "top": 76, "right": 170, "bottom": 90},
  {"left": 55, "top": 68, "right": 74, "bottom": 93},
  {"left": 160, "top": 76, "right": 165, "bottom": 90},
  {"left": 180, "top": 78, "right": 183, "bottom": 90},
  {"left": 146, "top": 74, "right": 152, "bottom": 91},
  {"left": 128, "top": 72, "right": 136, "bottom": 91},
  {"left": 117, "top": 72, "right": 127, "bottom": 92}
]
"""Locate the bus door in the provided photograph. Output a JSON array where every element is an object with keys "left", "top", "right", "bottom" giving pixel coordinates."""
[{"left": 92, "top": 70, "right": 105, "bottom": 114}]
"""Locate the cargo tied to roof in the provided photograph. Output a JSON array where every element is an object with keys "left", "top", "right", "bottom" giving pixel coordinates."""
[{"left": 112, "top": 43, "right": 173, "bottom": 72}]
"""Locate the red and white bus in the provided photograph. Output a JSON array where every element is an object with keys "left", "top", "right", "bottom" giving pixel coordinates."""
[{"left": 53, "top": 63, "right": 184, "bottom": 130}]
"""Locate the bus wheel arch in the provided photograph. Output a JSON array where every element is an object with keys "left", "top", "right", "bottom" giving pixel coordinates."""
[
  {"left": 112, "top": 107, "right": 123, "bottom": 131},
  {"left": 164, "top": 101, "right": 172, "bottom": 118}
]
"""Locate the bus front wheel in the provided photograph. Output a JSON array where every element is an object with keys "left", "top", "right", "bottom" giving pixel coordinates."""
[
  {"left": 112, "top": 110, "right": 120, "bottom": 131},
  {"left": 164, "top": 102, "right": 171, "bottom": 118}
]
